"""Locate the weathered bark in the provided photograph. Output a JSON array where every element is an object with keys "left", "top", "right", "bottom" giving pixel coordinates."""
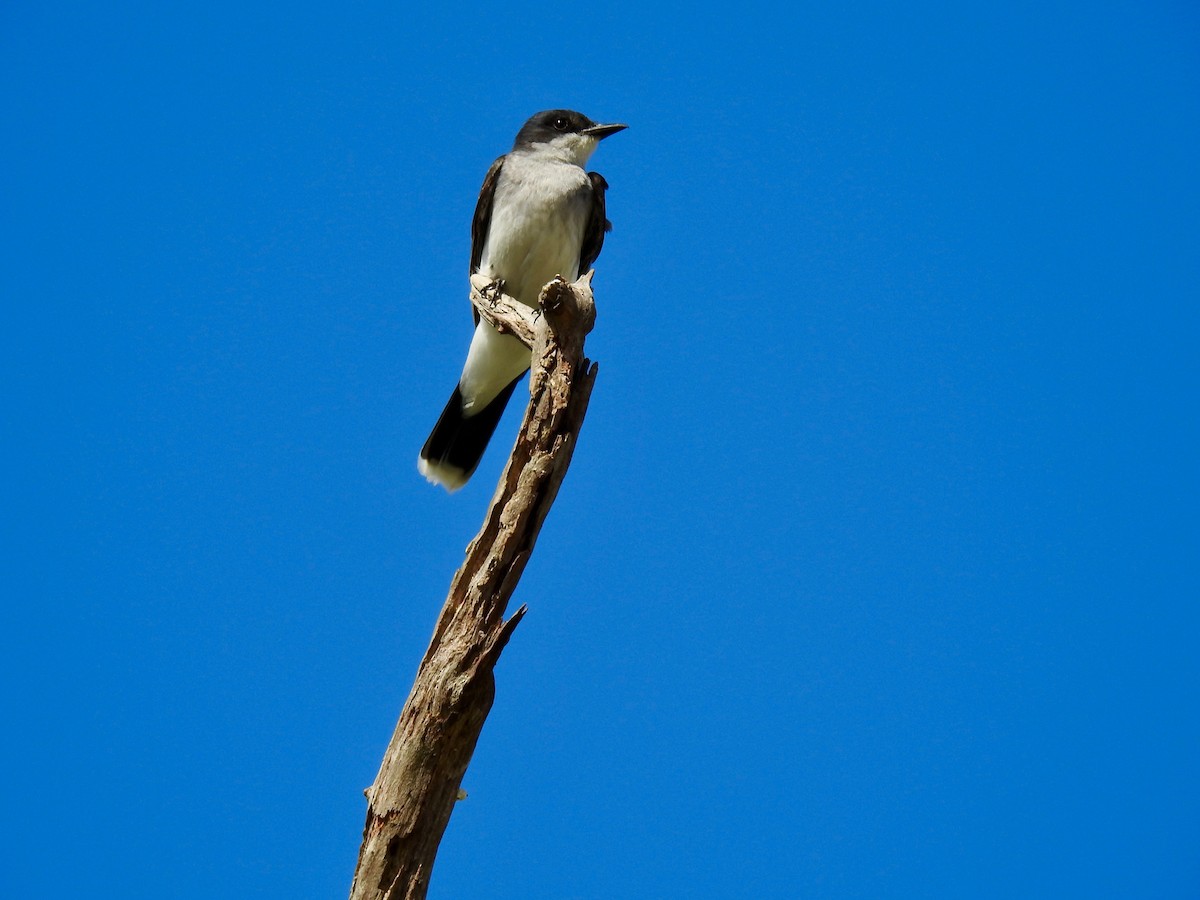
[{"left": 349, "top": 272, "right": 599, "bottom": 900}]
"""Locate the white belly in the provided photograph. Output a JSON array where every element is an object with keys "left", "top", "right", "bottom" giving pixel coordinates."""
[{"left": 460, "top": 153, "right": 592, "bottom": 411}]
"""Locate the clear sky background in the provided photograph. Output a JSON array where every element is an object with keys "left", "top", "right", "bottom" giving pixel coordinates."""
[{"left": 3, "top": 2, "right": 1198, "bottom": 897}]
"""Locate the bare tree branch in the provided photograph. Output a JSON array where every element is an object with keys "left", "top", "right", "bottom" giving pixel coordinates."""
[{"left": 349, "top": 272, "right": 599, "bottom": 900}]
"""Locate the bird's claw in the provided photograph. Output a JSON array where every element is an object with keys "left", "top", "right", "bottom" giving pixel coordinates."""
[{"left": 481, "top": 278, "right": 506, "bottom": 305}]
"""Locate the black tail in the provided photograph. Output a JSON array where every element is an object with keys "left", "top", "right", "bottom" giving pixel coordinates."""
[{"left": 418, "top": 378, "right": 520, "bottom": 490}]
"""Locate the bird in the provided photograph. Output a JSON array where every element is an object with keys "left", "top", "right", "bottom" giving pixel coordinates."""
[{"left": 418, "top": 109, "right": 626, "bottom": 491}]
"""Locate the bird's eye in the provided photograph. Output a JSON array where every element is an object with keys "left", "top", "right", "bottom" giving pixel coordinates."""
[{"left": 552, "top": 117, "right": 569, "bottom": 132}]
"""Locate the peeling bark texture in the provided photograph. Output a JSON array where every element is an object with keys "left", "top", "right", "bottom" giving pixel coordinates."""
[{"left": 348, "top": 272, "right": 599, "bottom": 900}]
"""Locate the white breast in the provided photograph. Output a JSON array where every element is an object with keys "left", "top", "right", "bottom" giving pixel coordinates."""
[{"left": 478, "top": 153, "right": 592, "bottom": 307}]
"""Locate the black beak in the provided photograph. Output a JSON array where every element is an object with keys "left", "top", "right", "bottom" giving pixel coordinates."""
[{"left": 582, "top": 123, "right": 628, "bottom": 139}]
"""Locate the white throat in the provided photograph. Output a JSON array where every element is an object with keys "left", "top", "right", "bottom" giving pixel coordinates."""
[{"left": 522, "top": 133, "right": 599, "bottom": 167}]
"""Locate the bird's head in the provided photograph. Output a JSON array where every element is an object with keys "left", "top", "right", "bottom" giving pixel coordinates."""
[{"left": 513, "top": 109, "right": 627, "bottom": 166}]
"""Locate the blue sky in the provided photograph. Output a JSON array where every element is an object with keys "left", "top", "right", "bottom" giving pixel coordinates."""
[{"left": 3, "top": 1, "right": 1198, "bottom": 897}]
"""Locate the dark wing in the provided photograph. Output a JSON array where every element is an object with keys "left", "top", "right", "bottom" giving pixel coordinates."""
[
  {"left": 578, "top": 171, "right": 611, "bottom": 276},
  {"left": 470, "top": 156, "right": 506, "bottom": 324},
  {"left": 471, "top": 156, "right": 505, "bottom": 274}
]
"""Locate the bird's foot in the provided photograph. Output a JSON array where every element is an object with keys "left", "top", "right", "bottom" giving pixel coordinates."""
[
  {"left": 539, "top": 275, "right": 570, "bottom": 313},
  {"left": 481, "top": 278, "right": 506, "bottom": 305}
]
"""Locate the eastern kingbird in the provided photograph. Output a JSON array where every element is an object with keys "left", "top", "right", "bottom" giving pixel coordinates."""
[{"left": 418, "top": 109, "right": 626, "bottom": 491}]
